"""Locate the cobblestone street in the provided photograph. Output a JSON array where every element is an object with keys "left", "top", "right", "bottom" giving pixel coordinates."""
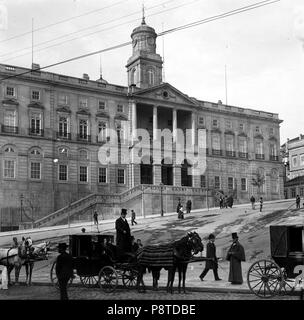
[{"left": 0, "top": 284, "right": 299, "bottom": 300}]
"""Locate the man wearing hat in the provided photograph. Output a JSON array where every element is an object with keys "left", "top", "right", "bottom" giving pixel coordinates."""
[
  {"left": 226, "top": 232, "right": 246, "bottom": 284},
  {"left": 55, "top": 243, "right": 74, "bottom": 300},
  {"left": 115, "top": 208, "right": 132, "bottom": 260},
  {"left": 199, "top": 234, "right": 221, "bottom": 281}
]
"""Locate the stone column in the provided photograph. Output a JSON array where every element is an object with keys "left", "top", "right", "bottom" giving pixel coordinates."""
[
  {"left": 173, "top": 165, "right": 181, "bottom": 186},
  {"left": 172, "top": 108, "right": 177, "bottom": 143},
  {"left": 153, "top": 105, "right": 158, "bottom": 141},
  {"left": 191, "top": 112, "right": 196, "bottom": 146},
  {"left": 131, "top": 100, "right": 137, "bottom": 143}
]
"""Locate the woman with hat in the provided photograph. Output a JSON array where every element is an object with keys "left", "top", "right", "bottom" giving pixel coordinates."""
[
  {"left": 226, "top": 232, "right": 246, "bottom": 284},
  {"left": 55, "top": 243, "right": 74, "bottom": 300},
  {"left": 199, "top": 234, "right": 221, "bottom": 281}
]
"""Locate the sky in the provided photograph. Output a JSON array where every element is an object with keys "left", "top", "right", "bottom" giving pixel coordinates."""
[{"left": 0, "top": 0, "right": 303, "bottom": 144}]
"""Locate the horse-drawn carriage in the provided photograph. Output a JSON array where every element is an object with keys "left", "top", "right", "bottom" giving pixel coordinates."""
[
  {"left": 50, "top": 233, "right": 138, "bottom": 292},
  {"left": 247, "top": 224, "right": 304, "bottom": 298},
  {"left": 50, "top": 231, "right": 204, "bottom": 294}
]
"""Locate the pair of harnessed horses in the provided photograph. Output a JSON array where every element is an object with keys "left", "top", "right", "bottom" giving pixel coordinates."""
[
  {"left": 135, "top": 231, "right": 204, "bottom": 293},
  {"left": 0, "top": 240, "right": 50, "bottom": 285}
]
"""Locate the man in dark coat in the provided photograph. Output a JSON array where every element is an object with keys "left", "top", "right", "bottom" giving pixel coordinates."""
[
  {"left": 226, "top": 233, "right": 245, "bottom": 284},
  {"left": 186, "top": 200, "right": 192, "bottom": 214},
  {"left": 115, "top": 208, "right": 131, "bottom": 260},
  {"left": 55, "top": 243, "right": 74, "bottom": 300},
  {"left": 250, "top": 195, "right": 256, "bottom": 209},
  {"left": 296, "top": 195, "right": 301, "bottom": 209},
  {"left": 199, "top": 234, "right": 221, "bottom": 281}
]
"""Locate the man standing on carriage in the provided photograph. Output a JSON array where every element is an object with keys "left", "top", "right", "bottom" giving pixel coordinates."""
[{"left": 115, "top": 208, "right": 132, "bottom": 260}]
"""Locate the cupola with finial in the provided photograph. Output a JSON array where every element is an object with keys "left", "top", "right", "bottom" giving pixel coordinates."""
[{"left": 126, "top": 5, "right": 163, "bottom": 89}]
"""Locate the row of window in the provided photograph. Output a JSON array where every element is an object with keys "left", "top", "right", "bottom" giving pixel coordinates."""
[
  {"left": 4, "top": 85, "right": 125, "bottom": 113},
  {"left": 200, "top": 175, "right": 248, "bottom": 191},
  {"left": 211, "top": 134, "right": 278, "bottom": 156},
  {"left": 199, "top": 116, "right": 275, "bottom": 135},
  {"left": 2, "top": 109, "right": 125, "bottom": 142},
  {"left": 200, "top": 175, "right": 279, "bottom": 193},
  {"left": 2, "top": 160, "right": 126, "bottom": 185},
  {"left": 291, "top": 154, "right": 304, "bottom": 168}
]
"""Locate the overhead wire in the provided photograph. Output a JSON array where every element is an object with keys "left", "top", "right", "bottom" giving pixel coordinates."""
[
  {"left": 0, "top": 0, "right": 127, "bottom": 44},
  {"left": 0, "top": 0, "right": 187, "bottom": 61},
  {"left": 0, "top": 0, "right": 281, "bottom": 82}
]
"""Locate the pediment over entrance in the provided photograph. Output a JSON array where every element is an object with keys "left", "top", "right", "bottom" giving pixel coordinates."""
[{"left": 132, "top": 83, "right": 199, "bottom": 107}]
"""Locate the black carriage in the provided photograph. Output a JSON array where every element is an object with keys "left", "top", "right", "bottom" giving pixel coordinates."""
[
  {"left": 50, "top": 233, "right": 138, "bottom": 292},
  {"left": 247, "top": 225, "right": 304, "bottom": 298}
]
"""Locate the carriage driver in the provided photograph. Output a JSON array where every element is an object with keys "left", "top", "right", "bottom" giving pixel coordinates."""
[{"left": 115, "top": 208, "right": 132, "bottom": 260}]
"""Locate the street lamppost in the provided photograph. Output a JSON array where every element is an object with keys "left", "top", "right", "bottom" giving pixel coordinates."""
[
  {"left": 20, "top": 193, "right": 24, "bottom": 223},
  {"left": 160, "top": 182, "right": 164, "bottom": 217}
]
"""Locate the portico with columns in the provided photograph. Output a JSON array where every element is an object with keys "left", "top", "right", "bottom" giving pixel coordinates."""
[{"left": 128, "top": 88, "right": 202, "bottom": 189}]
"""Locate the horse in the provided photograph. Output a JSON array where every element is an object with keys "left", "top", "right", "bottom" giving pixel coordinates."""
[
  {"left": 0, "top": 241, "right": 50, "bottom": 286},
  {"left": 136, "top": 232, "right": 204, "bottom": 293}
]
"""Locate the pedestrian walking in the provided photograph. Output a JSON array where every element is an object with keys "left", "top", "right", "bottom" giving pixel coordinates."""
[
  {"left": 259, "top": 197, "right": 263, "bottom": 212},
  {"left": 131, "top": 209, "right": 137, "bottom": 226},
  {"left": 199, "top": 234, "right": 222, "bottom": 281},
  {"left": 186, "top": 200, "right": 192, "bottom": 214},
  {"left": 296, "top": 195, "right": 301, "bottom": 209},
  {"left": 250, "top": 195, "right": 256, "bottom": 210},
  {"left": 55, "top": 243, "right": 74, "bottom": 300},
  {"left": 224, "top": 195, "right": 228, "bottom": 209},
  {"left": 176, "top": 198, "right": 182, "bottom": 213},
  {"left": 93, "top": 210, "right": 98, "bottom": 225},
  {"left": 93, "top": 210, "right": 99, "bottom": 232},
  {"left": 226, "top": 232, "right": 246, "bottom": 285},
  {"left": 219, "top": 196, "right": 224, "bottom": 209},
  {"left": 178, "top": 204, "right": 184, "bottom": 220}
]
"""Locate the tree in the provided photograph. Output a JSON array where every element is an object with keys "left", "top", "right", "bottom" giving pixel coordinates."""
[
  {"left": 24, "top": 193, "right": 41, "bottom": 222},
  {"left": 252, "top": 172, "right": 265, "bottom": 194}
]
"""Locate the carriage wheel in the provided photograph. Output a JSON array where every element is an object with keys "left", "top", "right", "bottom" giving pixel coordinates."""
[
  {"left": 98, "top": 266, "right": 118, "bottom": 293},
  {"left": 50, "top": 261, "right": 74, "bottom": 290},
  {"left": 80, "top": 276, "right": 99, "bottom": 288},
  {"left": 122, "top": 269, "right": 138, "bottom": 288},
  {"left": 247, "top": 259, "right": 283, "bottom": 298},
  {"left": 279, "top": 269, "right": 296, "bottom": 295}
]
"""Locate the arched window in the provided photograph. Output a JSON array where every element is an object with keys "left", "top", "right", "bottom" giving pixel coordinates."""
[
  {"left": 148, "top": 68, "right": 155, "bottom": 86},
  {"left": 270, "top": 168, "right": 279, "bottom": 194},
  {"left": 131, "top": 68, "right": 136, "bottom": 85},
  {"left": 98, "top": 121, "right": 107, "bottom": 142},
  {"left": 3, "top": 145, "right": 17, "bottom": 179}
]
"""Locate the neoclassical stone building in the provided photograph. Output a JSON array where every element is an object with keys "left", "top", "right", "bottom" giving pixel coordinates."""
[{"left": 0, "top": 17, "right": 284, "bottom": 227}]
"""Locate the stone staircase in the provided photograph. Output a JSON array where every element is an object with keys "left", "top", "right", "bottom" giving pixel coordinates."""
[
  {"left": 34, "top": 185, "right": 145, "bottom": 228},
  {"left": 34, "top": 185, "right": 211, "bottom": 228}
]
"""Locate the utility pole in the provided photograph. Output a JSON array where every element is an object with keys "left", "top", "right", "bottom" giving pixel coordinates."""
[{"left": 160, "top": 183, "right": 164, "bottom": 217}]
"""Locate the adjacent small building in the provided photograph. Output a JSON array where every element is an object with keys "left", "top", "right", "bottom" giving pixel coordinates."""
[{"left": 281, "top": 134, "right": 304, "bottom": 199}]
